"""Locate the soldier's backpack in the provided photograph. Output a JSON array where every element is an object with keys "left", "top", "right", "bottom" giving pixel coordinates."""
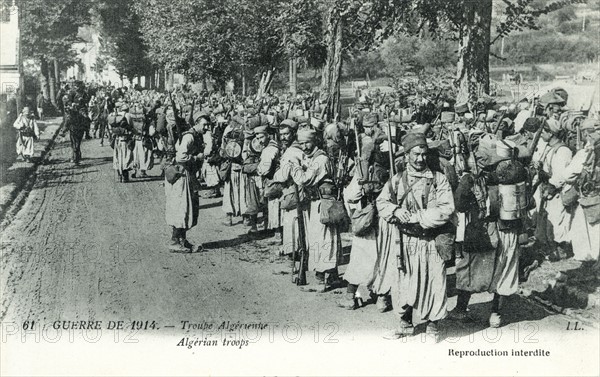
[
  {"left": 156, "top": 107, "right": 167, "bottom": 135},
  {"left": 107, "top": 113, "right": 127, "bottom": 136},
  {"left": 130, "top": 105, "right": 145, "bottom": 134}
]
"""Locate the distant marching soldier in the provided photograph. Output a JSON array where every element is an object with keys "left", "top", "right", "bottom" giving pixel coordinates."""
[
  {"left": 240, "top": 129, "right": 263, "bottom": 233},
  {"left": 201, "top": 117, "right": 222, "bottom": 198},
  {"left": 108, "top": 103, "right": 134, "bottom": 182},
  {"left": 130, "top": 103, "right": 154, "bottom": 178},
  {"left": 221, "top": 117, "right": 245, "bottom": 225},
  {"left": 13, "top": 106, "right": 40, "bottom": 162}
]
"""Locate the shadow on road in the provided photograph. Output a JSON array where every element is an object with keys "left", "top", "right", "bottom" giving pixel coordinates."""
[
  {"left": 440, "top": 295, "right": 557, "bottom": 343},
  {"left": 203, "top": 231, "right": 275, "bottom": 250},
  {"left": 198, "top": 200, "right": 223, "bottom": 210}
]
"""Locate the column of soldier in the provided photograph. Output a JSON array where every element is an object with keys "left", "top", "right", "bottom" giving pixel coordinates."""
[{"left": 83, "top": 83, "right": 600, "bottom": 342}]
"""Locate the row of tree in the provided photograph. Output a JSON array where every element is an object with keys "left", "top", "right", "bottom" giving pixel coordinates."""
[
  {"left": 13, "top": 0, "right": 90, "bottom": 106},
  {"left": 8, "top": 0, "right": 589, "bottom": 117}
]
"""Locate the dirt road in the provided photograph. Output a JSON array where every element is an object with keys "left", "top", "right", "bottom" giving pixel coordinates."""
[{"left": 1, "top": 135, "right": 598, "bottom": 376}]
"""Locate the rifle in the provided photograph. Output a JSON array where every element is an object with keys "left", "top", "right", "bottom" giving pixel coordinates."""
[
  {"left": 378, "top": 93, "right": 386, "bottom": 107},
  {"left": 576, "top": 121, "right": 583, "bottom": 150},
  {"left": 492, "top": 109, "right": 508, "bottom": 135},
  {"left": 385, "top": 109, "right": 395, "bottom": 176},
  {"left": 189, "top": 97, "right": 196, "bottom": 127},
  {"left": 527, "top": 121, "right": 544, "bottom": 158},
  {"left": 284, "top": 100, "right": 292, "bottom": 121},
  {"left": 386, "top": 112, "right": 406, "bottom": 273},
  {"left": 292, "top": 183, "right": 308, "bottom": 286},
  {"left": 336, "top": 132, "right": 351, "bottom": 200},
  {"left": 352, "top": 114, "right": 364, "bottom": 181},
  {"left": 169, "top": 91, "right": 185, "bottom": 142}
]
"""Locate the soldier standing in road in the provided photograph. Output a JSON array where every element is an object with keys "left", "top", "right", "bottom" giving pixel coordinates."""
[
  {"left": 534, "top": 118, "right": 574, "bottom": 260},
  {"left": 221, "top": 117, "right": 245, "bottom": 225},
  {"left": 272, "top": 119, "right": 308, "bottom": 257},
  {"left": 377, "top": 133, "right": 455, "bottom": 341},
  {"left": 254, "top": 125, "right": 281, "bottom": 241},
  {"left": 165, "top": 116, "right": 207, "bottom": 253},
  {"left": 293, "top": 128, "right": 343, "bottom": 292},
  {"left": 339, "top": 114, "right": 389, "bottom": 310},
  {"left": 109, "top": 103, "right": 134, "bottom": 182},
  {"left": 452, "top": 142, "right": 528, "bottom": 329},
  {"left": 130, "top": 103, "right": 154, "bottom": 179}
]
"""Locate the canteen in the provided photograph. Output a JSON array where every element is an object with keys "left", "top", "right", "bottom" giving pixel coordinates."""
[
  {"left": 498, "top": 181, "right": 529, "bottom": 220},
  {"left": 250, "top": 137, "right": 265, "bottom": 154},
  {"left": 224, "top": 140, "right": 242, "bottom": 159}
]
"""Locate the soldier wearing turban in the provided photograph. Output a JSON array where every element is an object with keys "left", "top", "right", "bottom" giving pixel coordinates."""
[{"left": 377, "top": 133, "right": 455, "bottom": 341}]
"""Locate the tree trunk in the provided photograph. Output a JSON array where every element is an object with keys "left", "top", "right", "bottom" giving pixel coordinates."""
[
  {"left": 158, "top": 69, "right": 164, "bottom": 91},
  {"left": 165, "top": 70, "right": 173, "bottom": 90},
  {"left": 319, "top": 5, "right": 343, "bottom": 122},
  {"left": 202, "top": 76, "right": 208, "bottom": 92},
  {"left": 53, "top": 59, "right": 60, "bottom": 87},
  {"left": 48, "top": 62, "right": 57, "bottom": 107},
  {"left": 455, "top": 0, "right": 493, "bottom": 104},
  {"left": 242, "top": 68, "right": 246, "bottom": 97},
  {"left": 39, "top": 57, "right": 50, "bottom": 99},
  {"left": 289, "top": 58, "right": 298, "bottom": 96}
]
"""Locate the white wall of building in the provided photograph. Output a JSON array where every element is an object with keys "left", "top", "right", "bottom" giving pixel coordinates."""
[{"left": 0, "top": 4, "right": 20, "bottom": 95}]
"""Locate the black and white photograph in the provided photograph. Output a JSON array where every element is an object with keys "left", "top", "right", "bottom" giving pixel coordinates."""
[{"left": 0, "top": 0, "right": 599, "bottom": 375}]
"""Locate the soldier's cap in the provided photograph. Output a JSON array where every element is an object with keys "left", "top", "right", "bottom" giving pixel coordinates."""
[
  {"left": 363, "top": 113, "right": 378, "bottom": 127},
  {"left": 194, "top": 112, "right": 211, "bottom": 125},
  {"left": 279, "top": 119, "right": 298, "bottom": 130},
  {"left": 254, "top": 125, "right": 269, "bottom": 135},
  {"left": 523, "top": 117, "right": 542, "bottom": 133},
  {"left": 552, "top": 87, "right": 569, "bottom": 103},
  {"left": 581, "top": 118, "right": 599, "bottom": 131},
  {"left": 540, "top": 91, "right": 566, "bottom": 106},
  {"left": 401, "top": 132, "right": 428, "bottom": 152},
  {"left": 297, "top": 128, "right": 317, "bottom": 142}
]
